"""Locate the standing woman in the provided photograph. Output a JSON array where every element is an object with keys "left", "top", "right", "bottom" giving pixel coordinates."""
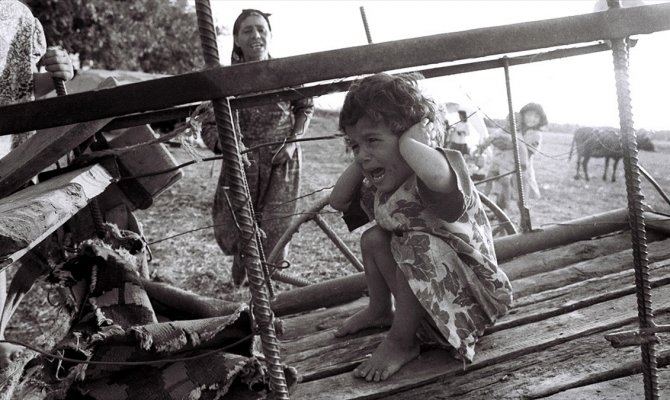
[
  {"left": 0, "top": 0, "right": 74, "bottom": 367},
  {"left": 203, "top": 9, "right": 314, "bottom": 285}
]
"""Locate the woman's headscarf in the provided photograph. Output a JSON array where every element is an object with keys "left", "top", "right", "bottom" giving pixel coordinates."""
[{"left": 231, "top": 9, "right": 272, "bottom": 65}]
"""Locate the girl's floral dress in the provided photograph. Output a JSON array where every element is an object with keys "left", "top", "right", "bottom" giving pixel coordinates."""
[{"left": 348, "top": 148, "right": 513, "bottom": 361}]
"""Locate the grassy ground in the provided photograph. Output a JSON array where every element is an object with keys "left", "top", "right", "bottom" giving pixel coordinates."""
[{"left": 8, "top": 110, "right": 670, "bottom": 347}]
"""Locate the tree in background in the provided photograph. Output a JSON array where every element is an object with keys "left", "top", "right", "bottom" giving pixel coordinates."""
[{"left": 27, "top": 0, "right": 207, "bottom": 75}]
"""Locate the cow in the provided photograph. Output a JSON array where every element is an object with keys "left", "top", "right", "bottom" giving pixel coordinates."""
[{"left": 569, "top": 127, "right": 655, "bottom": 182}]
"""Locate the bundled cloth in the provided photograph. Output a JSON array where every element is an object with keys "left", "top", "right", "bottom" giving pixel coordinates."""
[{"left": 11, "top": 237, "right": 296, "bottom": 400}]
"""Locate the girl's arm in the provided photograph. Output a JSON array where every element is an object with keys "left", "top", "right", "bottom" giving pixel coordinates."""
[
  {"left": 399, "top": 119, "right": 457, "bottom": 194},
  {"left": 330, "top": 161, "right": 365, "bottom": 211}
]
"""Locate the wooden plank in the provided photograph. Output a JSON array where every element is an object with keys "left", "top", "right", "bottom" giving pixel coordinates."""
[
  {"left": 273, "top": 209, "right": 633, "bottom": 317},
  {"left": 286, "top": 283, "right": 670, "bottom": 397},
  {"left": 2, "top": 4, "right": 670, "bottom": 134},
  {"left": 281, "top": 262, "right": 647, "bottom": 373},
  {"left": 101, "top": 43, "right": 613, "bottom": 131},
  {"left": 512, "top": 238, "right": 670, "bottom": 299},
  {"left": 0, "top": 78, "right": 117, "bottom": 199},
  {"left": 280, "top": 297, "right": 368, "bottom": 342},
  {"left": 543, "top": 369, "right": 670, "bottom": 400},
  {"left": 282, "top": 258, "right": 670, "bottom": 343},
  {"left": 278, "top": 240, "right": 670, "bottom": 344},
  {"left": 493, "top": 258, "right": 670, "bottom": 332},
  {"left": 381, "top": 317, "right": 670, "bottom": 399},
  {"left": 0, "top": 164, "right": 114, "bottom": 269}
]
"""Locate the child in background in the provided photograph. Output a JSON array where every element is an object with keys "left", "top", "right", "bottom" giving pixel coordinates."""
[
  {"left": 330, "top": 73, "right": 512, "bottom": 382},
  {"left": 480, "top": 102, "right": 547, "bottom": 211},
  {"left": 515, "top": 102, "right": 548, "bottom": 199}
]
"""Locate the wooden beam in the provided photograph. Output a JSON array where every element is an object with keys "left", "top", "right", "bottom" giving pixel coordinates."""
[
  {"left": 494, "top": 207, "right": 629, "bottom": 261},
  {"left": 0, "top": 78, "right": 117, "bottom": 199},
  {"left": 0, "top": 164, "right": 114, "bottom": 270},
  {"left": 1, "top": 3, "right": 669, "bottom": 134},
  {"left": 98, "top": 42, "right": 614, "bottom": 131}
]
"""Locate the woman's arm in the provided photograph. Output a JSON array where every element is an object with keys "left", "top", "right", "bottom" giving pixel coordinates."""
[
  {"left": 271, "top": 98, "right": 314, "bottom": 165},
  {"left": 399, "top": 119, "right": 457, "bottom": 194},
  {"left": 33, "top": 48, "right": 74, "bottom": 98},
  {"left": 330, "top": 161, "right": 365, "bottom": 211}
]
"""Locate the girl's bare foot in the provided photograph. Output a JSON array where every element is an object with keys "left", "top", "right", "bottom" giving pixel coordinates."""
[
  {"left": 334, "top": 307, "right": 393, "bottom": 338},
  {"left": 354, "top": 336, "right": 420, "bottom": 382}
]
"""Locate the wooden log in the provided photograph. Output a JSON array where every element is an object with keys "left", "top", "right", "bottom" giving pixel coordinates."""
[
  {"left": 271, "top": 273, "right": 368, "bottom": 318},
  {"left": 142, "top": 280, "right": 241, "bottom": 320},
  {"left": 0, "top": 164, "right": 114, "bottom": 269},
  {"left": 646, "top": 210, "right": 670, "bottom": 235},
  {"left": 3, "top": 3, "right": 670, "bottom": 134},
  {"left": 500, "top": 230, "right": 665, "bottom": 281},
  {"left": 511, "top": 238, "right": 670, "bottom": 299},
  {"left": 287, "top": 283, "right": 670, "bottom": 399},
  {"left": 0, "top": 78, "right": 117, "bottom": 199},
  {"left": 494, "top": 207, "right": 630, "bottom": 262}
]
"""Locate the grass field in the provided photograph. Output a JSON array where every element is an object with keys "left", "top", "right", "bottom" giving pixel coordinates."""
[{"left": 8, "top": 111, "right": 670, "bottom": 347}]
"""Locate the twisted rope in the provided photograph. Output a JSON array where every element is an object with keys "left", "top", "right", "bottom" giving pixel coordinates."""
[
  {"left": 194, "top": 2, "right": 289, "bottom": 398},
  {"left": 608, "top": 1, "right": 658, "bottom": 398}
]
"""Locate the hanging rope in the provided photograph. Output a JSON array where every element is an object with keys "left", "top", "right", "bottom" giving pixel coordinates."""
[{"left": 193, "top": 2, "right": 289, "bottom": 398}]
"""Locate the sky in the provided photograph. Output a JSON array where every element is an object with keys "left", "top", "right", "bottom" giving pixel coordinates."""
[{"left": 196, "top": 0, "right": 670, "bottom": 130}]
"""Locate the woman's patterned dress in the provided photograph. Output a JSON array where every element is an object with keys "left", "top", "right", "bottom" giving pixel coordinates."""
[
  {"left": 352, "top": 149, "right": 513, "bottom": 362},
  {"left": 205, "top": 98, "right": 314, "bottom": 262},
  {"left": 0, "top": 0, "right": 46, "bottom": 150}
]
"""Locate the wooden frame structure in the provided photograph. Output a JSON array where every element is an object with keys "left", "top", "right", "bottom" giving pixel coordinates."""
[{"left": 2, "top": 2, "right": 670, "bottom": 399}]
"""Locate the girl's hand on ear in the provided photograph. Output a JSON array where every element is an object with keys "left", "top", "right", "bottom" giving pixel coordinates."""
[{"left": 401, "top": 118, "right": 435, "bottom": 146}]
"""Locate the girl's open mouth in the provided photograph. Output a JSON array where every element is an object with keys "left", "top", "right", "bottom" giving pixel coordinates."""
[{"left": 370, "top": 168, "right": 385, "bottom": 184}]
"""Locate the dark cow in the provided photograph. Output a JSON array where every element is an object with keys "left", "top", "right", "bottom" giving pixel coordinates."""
[{"left": 569, "top": 127, "right": 655, "bottom": 182}]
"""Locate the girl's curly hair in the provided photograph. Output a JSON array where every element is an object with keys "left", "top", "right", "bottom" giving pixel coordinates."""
[{"left": 339, "top": 73, "right": 443, "bottom": 138}]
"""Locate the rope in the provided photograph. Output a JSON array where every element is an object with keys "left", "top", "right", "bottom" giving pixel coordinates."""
[
  {"left": 193, "top": 2, "right": 289, "bottom": 398},
  {"left": 608, "top": 0, "right": 658, "bottom": 397}
]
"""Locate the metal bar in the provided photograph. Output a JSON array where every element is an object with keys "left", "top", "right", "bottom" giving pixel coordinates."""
[
  {"left": 502, "top": 58, "right": 532, "bottom": 232},
  {"left": 359, "top": 6, "right": 373, "bottom": 44},
  {"left": 607, "top": 1, "right": 658, "bottom": 398},
  {"left": 193, "top": 2, "right": 289, "bottom": 398},
  {"left": 3, "top": 3, "right": 670, "bottom": 134}
]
